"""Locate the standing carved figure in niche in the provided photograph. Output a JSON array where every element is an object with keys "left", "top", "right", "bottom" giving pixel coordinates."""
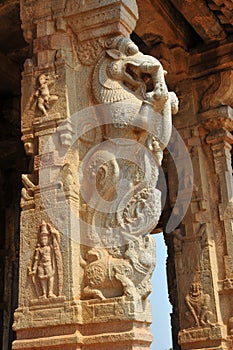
[
  {"left": 35, "top": 74, "right": 58, "bottom": 116},
  {"left": 28, "top": 221, "right": 63, "bottom": 299},
  {"left": 185, "top": 282, "right": 213, "bottom": 327}
]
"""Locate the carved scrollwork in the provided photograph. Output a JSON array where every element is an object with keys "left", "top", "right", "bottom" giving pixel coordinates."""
[
  {"left": 76, "top": 38, "right": 105, "bottom": 65},
  {"left": 200, "top": 70, "right": 233, "bottom": 112}
]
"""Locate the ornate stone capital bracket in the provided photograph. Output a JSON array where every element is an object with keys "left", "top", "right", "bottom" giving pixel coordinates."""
[
  {"left": 206, "top": 128, "right": 233, "bottom": 147},
  {"left": 200, "top": 70, "right": 233, "bottom": 112},
  {"left": 65, "top": 0, "right": 138, "bottom": 41},
  {"left": 199, "top": 106, "right": 233, "bottom": 133}
]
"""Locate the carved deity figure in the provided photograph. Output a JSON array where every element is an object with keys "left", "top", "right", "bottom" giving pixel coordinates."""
[
  {"left": 28, "top": 221, "right": 63, "bottom": 299},
  {"left": 185, "top": 282, "right": 213, "bottom": 327},
  {"left": 35, "top": 74, "right": 58, "bottom": 116}
]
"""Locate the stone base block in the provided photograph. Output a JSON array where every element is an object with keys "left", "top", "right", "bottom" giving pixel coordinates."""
[
  {"left": 12, "top": 320, "right": 152, "bottom": 350},
  {"left": 178, "top": 325, "right": 230, "bottom": 350},
  {"left": 13, "top": 297, "right": 153, "bottom": 350}
]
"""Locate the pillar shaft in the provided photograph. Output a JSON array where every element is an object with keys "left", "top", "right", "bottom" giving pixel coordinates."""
[{"left": 13, "top": 1, "right": 177, "bottom": 349}]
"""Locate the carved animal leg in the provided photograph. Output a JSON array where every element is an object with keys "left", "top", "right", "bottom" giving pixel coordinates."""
[
  {"left": 200, "top": 307, "right": 214, "bottom": 326},
  {"left": 114, "top": 266, "right": 136, "bottom": 299},
  {"left": 83, "top": 286, "right": 106, "bottom": 300}
]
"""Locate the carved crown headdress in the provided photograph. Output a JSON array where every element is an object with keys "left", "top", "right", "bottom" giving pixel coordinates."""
[{"left": 39, "top": 220, "right": 50, "bottom": 237}]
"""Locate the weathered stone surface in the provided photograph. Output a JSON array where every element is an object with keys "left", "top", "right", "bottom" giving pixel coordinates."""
[
  {"left": 1, "top": 0, "right": 233, "bottom": 349},
  {"left": 12, "top": 0, "right": 178, "bottom": 349}
]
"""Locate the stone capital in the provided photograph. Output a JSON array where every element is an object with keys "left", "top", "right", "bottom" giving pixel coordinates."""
[{"left": 65, "top": 0, "right": 138, "bottom": 41}]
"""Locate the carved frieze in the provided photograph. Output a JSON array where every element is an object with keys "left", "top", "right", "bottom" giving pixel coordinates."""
[
  {"left": 76, "top": 38, "right": 105, "bottom": 66},
  {"left": 179, "top": 325, "right": 223, "bottom": 345}
]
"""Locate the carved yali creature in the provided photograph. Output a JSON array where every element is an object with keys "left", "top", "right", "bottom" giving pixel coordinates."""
[
  {"left": 28, "top": 221, "right": 63, "bottom": 300},
  {"left": 185, "top": 282, "right": 214, "bottom": 327},
  {"left": 88, "top": 36, "right": 178, "bottom": 242},
  {"left": 92, "top": 35, "right": 178, "bottom": 148},
  {"left": 82, "top": 234, "right": 155, "bottom": 302}
]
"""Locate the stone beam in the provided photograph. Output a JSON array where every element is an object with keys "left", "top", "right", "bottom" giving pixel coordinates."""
[
  {"left": 169, "top": 0, "right": 226, "bottom": 43},
  {"left": 135, "top": 0, "right": 198, "bottom": 48}
]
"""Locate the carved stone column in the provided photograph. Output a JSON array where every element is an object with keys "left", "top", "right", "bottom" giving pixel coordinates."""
[
  {"left": 13, "top": 1, "right": 177, "bottom": 349},
  {"left": 168, "top": 65, "right": 233, "bottom": 349}
]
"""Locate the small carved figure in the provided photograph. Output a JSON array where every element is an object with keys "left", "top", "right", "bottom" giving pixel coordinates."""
[
  {"left": 28, "top": 221, "right": 63, "bottom": 299},
  {"left": 185, "top": 282, "right": 213, "bottom": 327},
  {"left": 35, "top": 74, "right": 58, "bottom": 116},
  {"left": 147, "top": 136, "right": 163, "bottom": 165}
]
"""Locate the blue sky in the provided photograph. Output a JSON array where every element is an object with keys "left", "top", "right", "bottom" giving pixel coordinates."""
[{"left": 150, "top": 233, "right": 172, "bottom": 350}]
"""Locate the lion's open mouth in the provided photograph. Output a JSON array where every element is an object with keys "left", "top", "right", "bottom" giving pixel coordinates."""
[{"left": 125, "top": 64, "right": 154, "bottom": 93}]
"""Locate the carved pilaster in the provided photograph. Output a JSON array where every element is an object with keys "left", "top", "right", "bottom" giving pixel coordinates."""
[
  {"left": 206, "top": 128, "right": 233, "bottom": 291},
  {"left": 166, "top": 71, "right": 233, "bottom": 348}
]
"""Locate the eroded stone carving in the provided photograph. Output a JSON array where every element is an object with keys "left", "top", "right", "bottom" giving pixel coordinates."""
[
  {"left": 228, "top": 316, "right": 233, "bottom": 335},
  {"left": 21, "top": 175, "right": 35, "bottom": 202},
  {"left": 200, "top": 70, "right": 233, "bottom": 111},
  {"left": 185, "top": 282, "right": 213, "bottom": 327},
  {"left": 35, "top": 74, "right": 59, "bottom": 116},
  {"left": 76, "top": 38, "right": 105, "bottom": 65},
  {"left": 28, "top": 221, "right": 64, "bottom": 299},
  {"left": 82, "top": 234, "right": 155, "bottom": 304},
  {"left": 57, "top": 119, "right": 74, "bottom": 147},
  {"left": 61, "top": 163, "right": 79, "bottom": 195}
]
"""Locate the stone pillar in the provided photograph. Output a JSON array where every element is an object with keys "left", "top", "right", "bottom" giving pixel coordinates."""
[
  {"left": 167, "top": 65, "right": 233, "bottom": 349},
  {"left": 13, "top": 1, "right": 178, "bottom": 349}
]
